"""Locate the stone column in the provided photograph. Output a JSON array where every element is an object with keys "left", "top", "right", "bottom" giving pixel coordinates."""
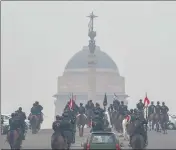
[{"left": 88, "top": 53, "right": 96, "bottom": 101}]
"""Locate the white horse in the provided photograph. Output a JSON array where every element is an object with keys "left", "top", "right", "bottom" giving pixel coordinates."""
[{"left": 122, "top": 115, "right": 131, "bottom": 141}]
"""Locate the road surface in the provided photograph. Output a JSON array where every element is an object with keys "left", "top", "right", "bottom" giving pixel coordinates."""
[{"left": 1, "top": 128, "right": 176, "bottom": 149}]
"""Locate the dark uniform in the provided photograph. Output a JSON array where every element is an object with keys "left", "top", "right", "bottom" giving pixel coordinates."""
[
  {"left": 161, "top": 102, "right": 169, "bottom": 122},
  {"left": 52, "top": 115, "right": 63, "bottom": 141},
  {"left": 79, "top": 103, "right": 85, "bottom": 114},
  {"left": 16, "top": 107, "right": 26, "bottom": 140},
  {"left": 108, "top": 104, "right": 113, "bottom": 112},
  {"left": 113, "top": 99, "right": 120, "bottom": 110},
  {"left": 129, "top": 116, "right": 148, "bottom": 147},
  {"left": 61, "top": 112, "right": 74, "bottom": 145},
  {"left": 148, "top": 101, "right": 155, "bottom": 116},
  {"left": 155, "top": 101, "right": 161, "bottom": 114},
  {"left": 91, "top": 111, "right": 104, "bottom": 132},
  {"left": 34, "top": 101, "right": 43, "bottom": 123},
  {"left": 9, "top": 113, "right": 23, "bottom": 139},
  {"left": 136, "top": 99, "right": 144, "bottom": 111},
  {"left": 1, "top": 116, "right": 4, "bottom": 125},
  {"left": 119, "top": 101, "right": 128, "bottom": 116}
]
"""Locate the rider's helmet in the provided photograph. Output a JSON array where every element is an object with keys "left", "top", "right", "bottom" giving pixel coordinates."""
[
  {"left": 35, "top": 101, "right": 39, "bottom": 105},
  {"left": 14, "top": 112, "right": 18, "bottom": 117},
  {"left": 134, "top": 108, "right": 137, "bottom": 113},
  {"left": 11, "top": 113, "right": 15, "bottom": 118},
  {"left": 56, "top": 115, "right": 62, "bottom": 120},
  {"left": 162, "top": 102, "right": 165, "bottom": 105},
  {"left": 151, "top": 101, "right": 154, "bottom": 104},
  {"left": 80, "top": 103, "right": 83, "bottom": 106},
  {"left": 18, "top": 107, "right": 22, "bottom": 111},
  {"left": 62, "top": 112, "right": 69, "bottom": 117},
  {"left": 139, "top": 99, "right": 142, "bottom": 102},
  {"left": 90, "top": 100, "right": 92, "bottom": 102},
  {"left": 95, "top": 103, "right": 99, "bottom": 107},
  {"left": 157, "top": 101, "right": 160, "bottom": 104},
  {"left": 130, "top": 109, "right": 134, "bottom": 113},
  {"left": 121, "top": 101, "right": 124, "bottom": 104},
  {"left": 94, "top": 110, "right": 99, "bottom": 115}
]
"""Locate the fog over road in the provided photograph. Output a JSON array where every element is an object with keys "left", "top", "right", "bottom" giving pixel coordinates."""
[{"left": 1, "top": 128, "right": 176, "bottom": 149}]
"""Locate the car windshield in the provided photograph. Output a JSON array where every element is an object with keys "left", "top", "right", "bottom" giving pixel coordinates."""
[{"left": 91, "top": 133, "right": 115, "bottom": 144}]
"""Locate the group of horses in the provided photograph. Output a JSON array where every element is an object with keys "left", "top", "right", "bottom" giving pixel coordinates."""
[{"left": 6, "top": 114, "right": 41, "bottom": 149}]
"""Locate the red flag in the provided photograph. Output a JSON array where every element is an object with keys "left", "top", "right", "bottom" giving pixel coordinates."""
[
  {"left": 68, "top": 93, "right": 76, "bottom": 109},
  {"left": 68, "top": 93, "right": 73, "bottom": 109},
  {"left": 144, "top": 93, "right": 150, "bottom": 106}
]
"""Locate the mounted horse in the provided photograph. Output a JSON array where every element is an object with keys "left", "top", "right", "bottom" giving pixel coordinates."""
[
  {"left": 51, "top": 132, "right": 67, "bottom": 149},
  {"left": 28, "top": 114, "right": 40, "bottom": 134},
  {"left": 76, "top": 113, "right": 87, "bottom": 137},
  {"left": 160, "top": 113, "right": 169, "bottom": 134},
  {"left": 7, "top": 128, "right": 23, "bottom": 149}
]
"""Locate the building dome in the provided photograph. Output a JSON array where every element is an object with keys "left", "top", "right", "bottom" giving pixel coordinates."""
[{"left": 65, "top": 46, "right": 119, "bottom": 72}]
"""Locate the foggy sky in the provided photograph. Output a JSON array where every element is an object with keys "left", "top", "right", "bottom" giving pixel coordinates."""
[{"left": 2, "top": 1, "right": 176, "bottom": 128}]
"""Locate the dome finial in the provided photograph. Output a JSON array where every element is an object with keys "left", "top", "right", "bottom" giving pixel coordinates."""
[{"left": 87, "top": 12, "right": 98, "bottom": 53}]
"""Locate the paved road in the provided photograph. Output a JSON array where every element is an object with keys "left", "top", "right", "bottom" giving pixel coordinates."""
[{"left": 1, "top": 128, "right": 176, "bottom": 149}]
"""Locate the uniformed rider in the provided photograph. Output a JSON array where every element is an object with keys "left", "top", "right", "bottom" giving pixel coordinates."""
[
  {"left": 108, "top": 104, "right": 113, "bottom": 112},
  {"left": 61, "top": 111, "right": 74, "bottom": 146},
  {"left": 155, "top": 101, "right": 161, "bottom": 114},
  {"left": 52, "top": 115, "right": 63, "bottom": 136},
  {"left": 9, "top": 113, "right": 23, "bottom": 139},
  {"left": 91, "top": 110, "right": 104, "bottom": 132},
  {"left": 119, "top": 101, "right": 127, "bottom": 115},
  {"left": 16, "top": 107, "right": 26, "bottom": 140},
  {"left": 129, "top": 116, "right": 148, "bottom": 147},
  {"left": 79, "top": 103, "right": 85, "bottom": 114},
  {"left": 34, "top": 101, "right": 43, "bottom": 123},
  {"left": 161, "top": 102, "right": 169, "bottom": 122},
  {"left": 136, "top": 99, "right": 144, "bottom": 111},
  {"left": 148, "top": 101, "right": 155, "bottom": 116}
]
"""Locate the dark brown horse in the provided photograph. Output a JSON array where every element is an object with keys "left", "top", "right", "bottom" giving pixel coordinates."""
[
  {"left": 153, "top": 113, "right": 161, "bottom": 132},
  {"left": 30, "top": 115, "right": 40, "bottom": 134},
  {"left": 7, "top": 129, "right": 22, "bottom": 149},
  {"left": 51, "top": 132, "right": 67, "bottom": 149},
  {"left": 76, "top": 114, "right": 87, "bottom": 137},
  {"left": 127, "top": 120, "right": 145, "bottom": 149},
  {"left": 160, "top": 113, "right": 169, "bottom": 134}
]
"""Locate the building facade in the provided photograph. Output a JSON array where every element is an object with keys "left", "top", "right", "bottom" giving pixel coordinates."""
[{"left": 53, "top": 46, "right": 129, "bottom": 116}]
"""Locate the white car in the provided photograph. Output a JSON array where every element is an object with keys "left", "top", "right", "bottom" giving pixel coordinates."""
[
  {"left": 1, "top": 114, "right": 30, "bottom": 134},
  {"left": 168, "top": 114, "right": 176, "bottom": 130}
]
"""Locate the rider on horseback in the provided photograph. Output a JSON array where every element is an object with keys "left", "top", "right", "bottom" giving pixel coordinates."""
[
  {"left": 16, "top": 107, "right": 26, "bottom": 140},
  {"left": 52, "top": 115, "right": 63, "bottom": 140},
  {"left": 91, "top": 110, "right": 104, "bottom": 132},
  {"left": 61, "top": 111, "right": 74, "bottom": 146},
  {"left": 136, "top": 99, "right": 144, "bottom": 111},
  {"left": 108, "top": 104, "right": 113, "bottom": 112},
  {"left": 119, "top": 101, "right": 127, "bottom": 116},
  {"left": 160, "top": 102, "right": 169, "bottom": 125},
  {"left": 129, "top": 115, "right": 148, "bottom": 147},
  {"left": 34, "top": 101, "right": 43, "bottom": 123},
  {"left": 148, "top": 101, "right": 155, "bottom": 116},
  {"left": 93, "top": 103, "right": 105, "bottom": 118},
  {"left": 155, "top": 101, "right": 161, "bottom": 114},
  {"left": 78, "top": 103, "right": 86, "bottom": 115},
  {"left": 113, "top": 98, "right": 120, "bottom": 110},
  {"left": 9, "top": 112, "right": 23, "bottom": 139},
  {"left": 161, "top": 102, "right": 169, "bottom": 114}
]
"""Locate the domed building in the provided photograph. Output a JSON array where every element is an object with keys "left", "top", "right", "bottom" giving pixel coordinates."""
[
  {"left": 53, "top": 13, "right": 128, "bottom": 116},
  {"left": 53, "top": 45, "right": 129, "bottom": 115}
]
